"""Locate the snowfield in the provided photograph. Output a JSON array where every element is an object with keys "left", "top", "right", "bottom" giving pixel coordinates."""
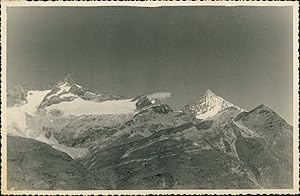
[
  {"left": 7, "top": 90, "right": 88, "bottom": 159},
  {"left": 7, "top": 90, "right": 51, "bottom": 136},
  {"left": 46, "top": 97, "right": 137, "bottom": 116}
]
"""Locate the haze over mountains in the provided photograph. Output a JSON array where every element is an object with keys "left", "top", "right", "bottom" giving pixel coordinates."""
[{"left": 6, "top": 75, "right": 293, "bottom": 190}]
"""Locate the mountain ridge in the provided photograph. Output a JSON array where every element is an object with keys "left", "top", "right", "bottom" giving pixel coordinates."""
[{"left": 6, "top": 76, "right": 293, "bottom": 190}]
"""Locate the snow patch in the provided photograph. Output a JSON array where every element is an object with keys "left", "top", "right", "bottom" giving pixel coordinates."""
[{"left": 59, "top": 93, "right": 78, "bottom": 98}]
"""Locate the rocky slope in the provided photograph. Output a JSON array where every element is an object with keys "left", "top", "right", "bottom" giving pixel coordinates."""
[
  {"left": 7, "top": 136, "right": 102, "bottom": 190},
  {"left": 233, "top": 105, "right": 293, "bottom": 188}
]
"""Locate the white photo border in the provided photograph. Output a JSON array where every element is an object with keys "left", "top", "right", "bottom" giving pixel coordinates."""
[{"left": 1, "top": 1, "right": 299, "bottom": 195}]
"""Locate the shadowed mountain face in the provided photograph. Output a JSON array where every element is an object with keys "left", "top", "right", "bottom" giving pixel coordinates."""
[
  {"left": 6, "top": 76, "right": 293, "bottom": 190},
  {"left": 7, "top": 136, "right": 103, "bottom": 190},
  {"left": 233, "top": 105, "right": 293, "bottom": 188}
]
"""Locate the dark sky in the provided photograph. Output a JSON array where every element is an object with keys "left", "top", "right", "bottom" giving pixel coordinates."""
[{"left": 7, "top": 6, "right": 293, "bottom": 123}]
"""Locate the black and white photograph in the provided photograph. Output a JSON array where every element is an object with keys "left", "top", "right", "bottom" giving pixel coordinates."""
[{"left": 1, "top": 1, "right": 299, "bottom": 194}]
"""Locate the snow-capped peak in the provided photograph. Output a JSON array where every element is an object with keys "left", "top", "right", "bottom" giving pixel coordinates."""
[
  {"left": 57, "top": 73, "right": 76, "bottom": 86},
  {"left": 203, "top": 89, "right": 215, "bottom": 96},
  {"left": 45, "top": 81, "right": 77, "bottom": 101},
  {"left": 202, "top": 89, "right": 219, "bottom": 101},
  {"left": 182, "top": 89, "right": 243, "bottom": 119},
  {"left": 55, "top": 73, "right": 81, "bottom": 90}
]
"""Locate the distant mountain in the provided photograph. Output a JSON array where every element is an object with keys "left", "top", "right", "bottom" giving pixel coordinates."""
[
  {"left": 38, "top": 73, "right": 125, "bottom": 109},
  {"left": 182, "top": 89, "right": 244, "bottom": 119},
  {"left": 6, "top": 78, "right": 293, "bottom": 190},
  {"left": 6, "top": 75, "right": 159, "bottom": 155}
]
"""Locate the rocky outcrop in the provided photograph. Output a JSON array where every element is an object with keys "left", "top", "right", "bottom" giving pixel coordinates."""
[{"left": 7, "top": 85, "right": 29, "bottom": 107}]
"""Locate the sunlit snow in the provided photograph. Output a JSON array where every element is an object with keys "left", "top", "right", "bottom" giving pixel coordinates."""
[
  {"left": 7, "top": 90, "right": 51, "bottom": 136},
  {"left": 7, "top": 90, "right": 88, "bottom": 159},
  {"left": 59, "top": 92, "right": 78, "bottom": 98},
  {"left": 190, "top": 90, "right": 243, "bottom": 119},
  {"left": 46, "top": 97, "right": 137, "bottom": 116}
]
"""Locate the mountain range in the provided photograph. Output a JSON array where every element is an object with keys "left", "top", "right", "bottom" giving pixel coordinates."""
[{"left": 6, "top": 74, "right": 293, "bottom": 190}]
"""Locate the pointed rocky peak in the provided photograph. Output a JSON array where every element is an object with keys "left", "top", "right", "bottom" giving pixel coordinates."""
[
  {"left": 56, "top": 73, "right": 79, "bottom": 88},
  {"left": 39, "top": 74, "right": 127, "bottom": 110},
  {"left": 49, "top": 73, "right": 87, "bottom": 99},
  {"left": 63, "top": 73, "right": 75, "bottom": 83},
  {"left": 134, "top": 95, "right": 153, "bottom": 110},
  {"left": 201, "top": 89, "right": 221, "bottom": 104},
  {"left": 182, "top": 89, "right": 243, "bottom": 119},
  {"left": 37, "top": 74, "right": 82, "bottom": 109},
  {"left": 193, "top": 88, "right": 224, "bottom": 104},
  {"left": 203, "top": 89, "right": 217, "bottom": 97},
  {"left": 132, "top": 93, "right": 173, "bottom": 117}
]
